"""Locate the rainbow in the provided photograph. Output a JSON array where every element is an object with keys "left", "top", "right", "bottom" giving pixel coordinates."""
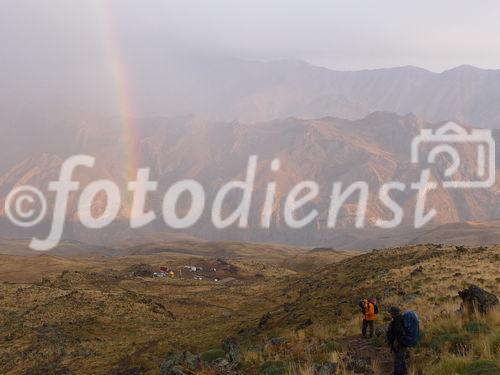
[{"left": 94, "top": 2, "right": 141, "bottom": 183}]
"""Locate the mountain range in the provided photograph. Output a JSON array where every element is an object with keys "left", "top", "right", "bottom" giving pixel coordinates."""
[
  {"left": 1, "top": 110, "right": 499, "bottom": 249},
  {"left": 157, "top": 59, "right": 500, "bottom": 128},
  {"left": 4, "top": 57, "right": 500, "bottom": 128}
]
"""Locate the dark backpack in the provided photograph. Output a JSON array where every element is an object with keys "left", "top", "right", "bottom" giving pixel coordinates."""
[
  {"left": 401, "top": 311, "right": 419, "bottom": 347},
  {"left": 374, "top": 304, "right": 379, "bottom": 315}
]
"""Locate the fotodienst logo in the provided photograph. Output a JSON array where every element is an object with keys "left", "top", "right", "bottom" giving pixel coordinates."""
[
  {"left": 3, "top": 122, "right": 496, "bottom": 251},
  {"left": 411, "top": 121, "right": 495, "bottom": 189}
]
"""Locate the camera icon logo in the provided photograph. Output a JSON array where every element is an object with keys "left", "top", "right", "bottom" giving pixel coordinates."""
[{"left": 411, "top": 121, "right": 496, "bottom": 189}]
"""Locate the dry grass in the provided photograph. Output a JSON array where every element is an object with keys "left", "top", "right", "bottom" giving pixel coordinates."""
[
  {"left": 0, "top": 242, "right": 498, "bottom": 374},
  {"left": 241, "top": 243, "right": 499, "bottom": 375}
]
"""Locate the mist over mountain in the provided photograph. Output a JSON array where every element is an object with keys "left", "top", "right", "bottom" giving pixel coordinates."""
[
  {"left": 1, "top": 111, "right": 499, "bottom": 249},
  {"left": 3, "top": 51, "right": 500, "bottom": 250},
  {"left": 3, "top": 56, "right": 500, "bottom": 128}
]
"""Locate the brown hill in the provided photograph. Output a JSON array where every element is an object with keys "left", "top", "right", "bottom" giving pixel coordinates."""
[{"left": 409, "top": 219, "right": 500, "bottom": 245}]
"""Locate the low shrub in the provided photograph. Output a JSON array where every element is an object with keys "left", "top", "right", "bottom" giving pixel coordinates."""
[
  {"left": 370, "top": 335, "right": 385, "bottom": 348},
  {"left": 430, "top": 319, "right": 461, "bottom": 335},
  {"left": 427, "top": 333, "right": 452, "bottom": 350},
  {"left": 489, "top": 333, "right": 500, "bottom": 355},
  {"left": 427, "top": 332, "right": 472, "bottom": 355},
  {"left": 448, "top": 333, "right": 473, "bottom": 355},
  {"left": 464, "top": 321, "right": 491, "bottom": 334},
  {"left": 320, "top": 340, "right": 338, "bottom": 353},
  {"left": 429, "top": 357, "right": 469, "bottom": 375},
  {"left": 460, "top": 360, "right": 500, "bottom": 375},
  {"left": 200, "top": 348, "right": 226, "bottom": 363},
  {"left": 260, "top": 360, "right": 287, "bottom": 375}
]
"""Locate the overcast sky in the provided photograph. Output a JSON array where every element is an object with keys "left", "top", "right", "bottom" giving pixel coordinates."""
[{"left": 1, "top": 0, "right": 499, "bottom": 72}]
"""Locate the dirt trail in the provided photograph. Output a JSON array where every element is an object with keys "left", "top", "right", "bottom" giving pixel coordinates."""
[{"left": 338, "top": 335, "right": 393, "bottom": 374}]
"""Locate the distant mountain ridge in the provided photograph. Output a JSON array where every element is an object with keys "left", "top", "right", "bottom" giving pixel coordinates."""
[
  {"left": 4, "top": 57, "right": 500, "bottom": 128},
  {"left": 1, "top": 111, "right": 499, "bottom": 249}
]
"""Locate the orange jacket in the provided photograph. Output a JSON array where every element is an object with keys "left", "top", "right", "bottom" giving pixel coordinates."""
[{"left": 362, "top": 300, "right": 375, "bottom": 321}]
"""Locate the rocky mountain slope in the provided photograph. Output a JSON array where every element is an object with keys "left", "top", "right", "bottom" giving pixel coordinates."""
[{"left": 1, "top": 112, "right": 499, "bottom": 248}]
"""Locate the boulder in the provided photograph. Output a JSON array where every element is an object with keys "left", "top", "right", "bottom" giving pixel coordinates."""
[
  {"left": 211, "top": 357, "right": 230, "bottom": 371},
  {"left": 315, "top": 362, "right": 337, "bottom": 375},
  {"left": 210, "top": 357, "right": 240, "bottom": 375},
  {"left": 222, "top": 337, "right": 241, "bottom": 364},
  {"left": 158, "top": 352, "right": 184, "bottom": 375},
  {"left": 458, "top": 285, "right": 499, "bottom": 315},
  {"left": 157, "top": 352, "right": 195, "bottom": 375},
  {"left": 268, "top": 337, "right": 286, "bottom": 346},
  {"left": 183, "top": 351, "right": 200, "bottom": 371},
  {"left": 259, "top": 312, "right": 272, "bottom": 328},
  {"left": 346, "top": 356, "right": 372, "bottom": 374},
  {"left": 297, "top": 318, "right": 313, "bottom": 330}
]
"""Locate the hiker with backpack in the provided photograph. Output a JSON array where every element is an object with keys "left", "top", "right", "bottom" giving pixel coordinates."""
[
  {"left": 358, "top": 297, "right": 378, "bottom": 338},
  {"left": 386, "top": 306, "right": 419, "bottom": 375}
]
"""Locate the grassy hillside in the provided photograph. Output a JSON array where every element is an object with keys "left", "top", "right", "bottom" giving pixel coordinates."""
[
  {"left": 233, "top": 244, "right": 499, "bottom": 374},
  {"left": 0, "top": 243, "right": 498, "bottom": 374}
]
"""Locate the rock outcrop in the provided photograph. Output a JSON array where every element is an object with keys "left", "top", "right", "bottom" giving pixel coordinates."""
[{"left": 458, "top": 285, "right": 499, "bottom": 315}]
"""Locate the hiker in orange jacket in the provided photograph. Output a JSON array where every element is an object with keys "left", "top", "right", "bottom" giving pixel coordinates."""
[{"left": 359, "top": 297, "right": 377, "bottom": 338}]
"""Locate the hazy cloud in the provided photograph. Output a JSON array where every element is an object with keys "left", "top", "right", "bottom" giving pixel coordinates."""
[{"left": 1, "top": 0, "right": 500, "bottom": 72}]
